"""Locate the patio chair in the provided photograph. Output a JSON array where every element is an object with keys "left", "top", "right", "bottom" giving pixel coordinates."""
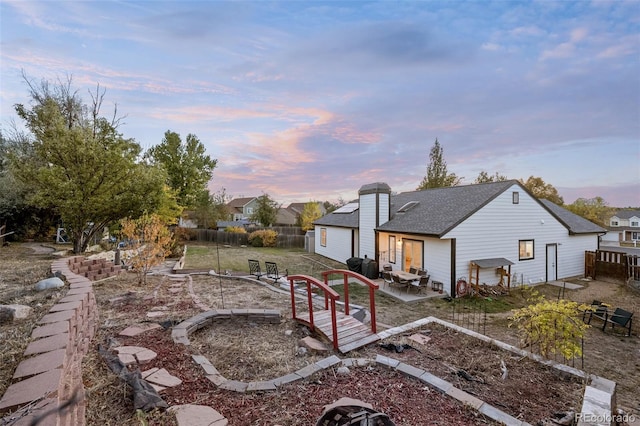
[
  {"left": 417, "top": 269, "right": 427, "bottom": 277},
  {"left": 602, "top": 308, "right": 633, "bottom": 337},
  {"left": 582, "top": 300, "right": 605, "bottom": 323},
  {"left": 382, "top": 264, "right": 393, "bottom": 272},
  {"left": 416, "top": 275, "right": 430, "bottom": 293},
  {"left": 265, "top": 261, "right": 288, "bottom": 282},
  {"left": 390, "top": 273, "right": 409, "bottom": 293},
  {"left": 582, "top": 300, "right": 607, "bottom": 324},
  {"left": 382, "top": 271, "right": 394, "bottom": 289},
  {"left": 248, "top": 259, "right": 263, "bottom": 279},
  {"left": 409, "top": 266, "right": 418, "bottom": 275}
]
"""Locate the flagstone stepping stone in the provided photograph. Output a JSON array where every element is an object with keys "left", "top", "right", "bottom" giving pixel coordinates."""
[
  {"left": 143, "top": 368, "right": 182, "bottom": 387},
  {"left": 146, "top": 311, "right": 165, "bottom": 318},
  {"left": 169, "top": 404, "right": 228, "bottom": 426},
  {"left": 119, "top": 323, "right": 162, "bottom": 337},
  {"left": 114, "top": 346, "right": 157, "bottom": 365}
]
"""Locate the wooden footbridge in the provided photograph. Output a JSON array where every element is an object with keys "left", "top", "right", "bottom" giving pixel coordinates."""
[{"left": 287, "top": 269, "right": 380, "bottom": 353}]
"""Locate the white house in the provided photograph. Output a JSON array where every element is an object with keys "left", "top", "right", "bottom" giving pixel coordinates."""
[
  {"left": 603, "top": 209, "right": 640, "bottom": 244},
  {"left": 314, "top": 180, "right": 606, "bottom": 296}
]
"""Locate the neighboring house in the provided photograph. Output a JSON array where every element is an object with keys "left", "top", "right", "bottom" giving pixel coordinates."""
[
  {"left": 226, "top": 197, "right": 258, "bottom": 221},
  {"left": 314, "top": 180, "right": 605, "bottom": 296},
  {"left": 275, "top": 202, "right": 327, "bottom": 226},
  {"left": 275, "top": 208, "right": 298, "bottom": 226},
  {"left": 603, "top": 209, "right": 640, "bottom": 243}
]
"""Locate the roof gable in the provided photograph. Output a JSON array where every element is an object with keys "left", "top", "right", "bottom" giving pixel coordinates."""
[
  {"left": 378, "top": 180, "right": 517, "bottom": 236},
  {"left": 227, "top": 197, "right": 257, "bottom": 209}
]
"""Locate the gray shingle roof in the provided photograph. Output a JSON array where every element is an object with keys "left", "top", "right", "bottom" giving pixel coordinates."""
[
  {"left": 539, "top": 199, "right": 606, "bottom": 234},
  {"left": 314, "top": 206, "right": 359, "bottom": 228},
  {"left": 314, "top": 180, "right": 606, "bottom": 236},
  {"left": 612, "top": 209, "right": 640, "bottom": 220}
]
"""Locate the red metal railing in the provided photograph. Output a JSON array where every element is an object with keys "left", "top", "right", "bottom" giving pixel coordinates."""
[
  {"left": 287, "top": 274, "right": 341, "bottom": 350},
  {"left": 321, "top": 269, "right": 379, "bottom": 334}
]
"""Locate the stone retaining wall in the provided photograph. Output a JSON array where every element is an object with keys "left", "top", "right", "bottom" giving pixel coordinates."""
[{"left": 0, "top": 256, "right": 100, "bottom": 425}]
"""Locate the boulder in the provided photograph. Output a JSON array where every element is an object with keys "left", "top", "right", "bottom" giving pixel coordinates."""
[
  {"left": 298, "top": 336, "right": 328, "bottom": 353},
  {"left": 35, "top": 277, "right": 65, "bottom": 291},
  {"left": 0, "top": 304, "right": 32, "bottom": 324}
]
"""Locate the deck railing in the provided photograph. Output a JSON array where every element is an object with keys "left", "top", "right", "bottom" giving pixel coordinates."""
[
  {"left": 321, "top": 269, "right": 379, "bottom": 334},
  {"left": 287, "top": 274, "right": 341, "bottom": 349}
]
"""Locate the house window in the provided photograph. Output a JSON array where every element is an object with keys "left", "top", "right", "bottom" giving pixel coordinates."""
[
  {"left": 320, "top": 228, "right": 327, "bottom": 247},
  {"left": 631, "top": 221, "right": 639, "bottom": 227},
  {"left": 611, "top": 220, "right": 618, "bottom": 226},
  {"left": 246, "top": 207, "right": 253, "bottom": 214},
  {"left": 519, "top": 240, "right": 534, "bottom": 260},
  {"left": 389, "top": 236, "right": 396, "bottom": 263},
  {"left": 512, "top": 192, "right": 519, "bottom": 204}
]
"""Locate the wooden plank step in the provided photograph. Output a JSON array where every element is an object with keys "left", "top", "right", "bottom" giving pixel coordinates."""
[
  {"left": 338, "top": 328, "right": 376, "bottom": 345},
  {"left": 339, "top": 334, "right": 381, "bottom": 353}
]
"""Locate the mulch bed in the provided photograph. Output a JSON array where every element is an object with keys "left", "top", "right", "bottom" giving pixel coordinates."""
[
  {"left": 109, "top": 328, "right": 501, "bottom": 425},
  {"left": 357, "top": 324, "right": 585, "bottom": 425}
]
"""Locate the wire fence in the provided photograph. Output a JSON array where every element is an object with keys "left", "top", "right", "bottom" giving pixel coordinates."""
[{"left": 449, "top": 295, "right": 585, "bottom": 369}]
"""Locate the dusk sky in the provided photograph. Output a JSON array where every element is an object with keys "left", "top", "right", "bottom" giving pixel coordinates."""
[{"left": 1, "top": 1, "right": 639, "bottom": 207}]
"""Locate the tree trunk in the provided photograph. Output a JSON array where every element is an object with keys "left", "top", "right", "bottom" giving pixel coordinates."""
[{"left": 98, "top": 345, "right": 168, "bottom": 412}]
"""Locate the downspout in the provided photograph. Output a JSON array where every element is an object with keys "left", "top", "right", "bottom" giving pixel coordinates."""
[{"left": 450, "top": 238, "right": 456, "bottom": 297}]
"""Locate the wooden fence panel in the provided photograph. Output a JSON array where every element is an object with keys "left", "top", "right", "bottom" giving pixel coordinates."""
[
  {"left": 185, "top": 227, "right": 305, "bottom": 249},
  {"left": 585, "top": 250, "right": 635, "bottom": 281}
]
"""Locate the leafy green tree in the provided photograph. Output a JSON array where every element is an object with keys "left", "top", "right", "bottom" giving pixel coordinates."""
[
  {"left": 10, "top": 75, "right": 166, "bottom": 253},
  {"left": 251, "top": 193, "right": 280, "bottom": 227},
  {"left": 520, "top": 176, "right": 564, "bottom": 205},
  {"left": 300, "top": 201, "right": 323, "bottom": 231},
  {"left": 474, "top": 171, "right": 508, "bottom": 184},
  {"left": 417, "top": 138, "right": 461, "bottom": 190},
  {"left": 0, "top": 131, "right": 25, "bottom": 224},
  {"left": 146, "top": 130, "right": 217, "bottom": 210},
  {"left": 323, "top": 197, "right": 346, "bottom": 214},
  {"left": 565, "top": 196, "right": 613, "bottom": 227}
]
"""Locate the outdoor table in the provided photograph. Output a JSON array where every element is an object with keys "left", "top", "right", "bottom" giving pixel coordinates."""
[
  {"left": 393, "top": 271, "right": 421, "bottom": 282},
  {"left": 392, "top": 271, "right": 422, "bottom": 293}
]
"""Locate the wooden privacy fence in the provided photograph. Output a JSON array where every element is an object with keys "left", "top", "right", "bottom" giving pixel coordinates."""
[
  {"left": 585, "top": 250, "right": 639, "bottom": 282},
  {"left": 185, "top": 227, "right": 305, "bottom": 248}
]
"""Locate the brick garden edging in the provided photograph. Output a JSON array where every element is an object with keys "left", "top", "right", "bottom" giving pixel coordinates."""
[{"left": 0, "top": 256, "right": 114, "bottom": 425}]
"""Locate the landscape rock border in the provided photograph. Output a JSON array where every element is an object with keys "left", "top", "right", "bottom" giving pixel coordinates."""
[{"left": 174, "top": 306, "right": 618, "bottom": 426}]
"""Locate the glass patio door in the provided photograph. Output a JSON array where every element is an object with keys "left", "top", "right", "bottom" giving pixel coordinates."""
[{"left": 402, "top": 239, "right": 423, "bottom": 271}]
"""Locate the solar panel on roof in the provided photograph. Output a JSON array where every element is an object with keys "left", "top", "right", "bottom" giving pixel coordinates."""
[{"left": 333, "top": 202, "right": 359, "bottom": 214}]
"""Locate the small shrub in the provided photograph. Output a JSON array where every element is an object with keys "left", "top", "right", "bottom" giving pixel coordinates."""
[
  {"left": 225, "top": 226, "right": 247, "bottom": 234},
  {"left": 248, "top": 229, "right": 278, "bottom": 247}
]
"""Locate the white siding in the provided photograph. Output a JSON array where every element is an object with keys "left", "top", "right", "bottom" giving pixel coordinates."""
[
  {"left": 424, "top": 238, "right": 452, "bottom": 293},
  {"left": 359, "top": 194, "right": 377, "bottom": 259},
  {"left": 377, "top": 233, "right": 453, "bottom": 292},
  {"left": 444, "top": 184, "right": 596, "bottom": 286},
  {"left": 314, "top": 225, "right": 353, "bottom": 263},
  {"left": 556, "top": 234, "right": 598, "bottom": 279}
]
